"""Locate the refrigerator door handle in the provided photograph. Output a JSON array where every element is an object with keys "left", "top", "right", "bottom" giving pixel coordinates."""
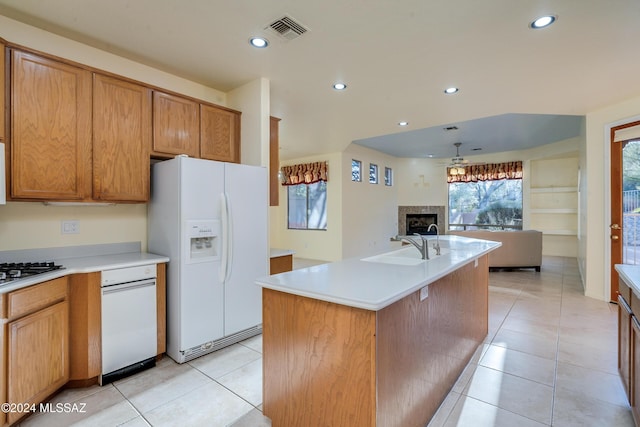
[
  {"left": 220, "top": 192, "right": 228, "bottom": 283},
  {"left": 225, "top": 192, "right": 233, "bottom": 283},
  {"left": 220, "top": 192, "right": 233, "bottom": 283}
]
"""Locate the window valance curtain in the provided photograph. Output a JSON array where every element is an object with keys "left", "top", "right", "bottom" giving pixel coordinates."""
[
  {"left": 281, "top": 161, "right": 328, "bottom": 185},
  {"left": 447, "top": 161, "right": 523, "bottom": 183}
]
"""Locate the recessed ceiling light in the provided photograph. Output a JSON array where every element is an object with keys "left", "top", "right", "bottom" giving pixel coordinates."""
[
  {"left": 398, "top": 121, "right": 409, "bottom": 126},
  {"left": 444, "top": 87, "right": 459, "bottom": 94},
  {"left": 530, "top": 15, "right": 556, "bottom": 29},
  {"left": 249, "top": 37, "right": 269, "bottom": 48},
  {"left": 333, "top": 82, "right": 347, "bottom": 90}
]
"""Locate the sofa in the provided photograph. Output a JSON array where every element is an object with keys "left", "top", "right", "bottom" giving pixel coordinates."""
[{"left": 448, "top": 229, "right": 542, "bottom": 271}]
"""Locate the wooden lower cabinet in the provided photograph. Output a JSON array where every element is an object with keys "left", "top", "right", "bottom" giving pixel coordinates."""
[
  {"left": 620, "top": 294, "right": 633, "bottom": 400},
  {"left": 7, "top": 301, "right": 69, "bottom": 424},
  {"left": 263, "top": 256, "right": 488, "bottom": 427},
  {"left": 617, "top": 273, "right": 640, "bottom": 426},
  {"left": 269, "top": 254, "right": 292, "bottom": 275},
  {"left": 632, "top": 316, "right": 640, "bottom": 424},
  {"left": 68, "top": 272, "right": 102, "bottom": 383},
  {"left": 1, "top": 277, "right": 69, "bottom": 425}
]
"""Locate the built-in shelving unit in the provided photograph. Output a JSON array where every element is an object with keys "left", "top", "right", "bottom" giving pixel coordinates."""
[{"left": 529, "top": 157, "right": 579, "bottom": 256}]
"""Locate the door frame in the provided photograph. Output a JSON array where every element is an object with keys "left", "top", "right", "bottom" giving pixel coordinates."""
[{"left": 606, "top": 115, "right": 640, "bottom": 302}]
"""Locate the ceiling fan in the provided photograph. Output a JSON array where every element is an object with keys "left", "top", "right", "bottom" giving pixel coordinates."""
[
  {"left": 449, "top": 142, "right": 468, "bottom": 167},
  {"left": 446, "top": 143, "right": 484, "bottom": 175}
]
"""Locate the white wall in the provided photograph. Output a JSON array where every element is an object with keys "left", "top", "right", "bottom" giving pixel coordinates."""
[
  {"left": 583, "top": 95, "right": 640, "bottom": 301},
  {"left": 0, "top": 202, "right": 147, "bottom": 251},
  {"left": 395, "top": 158, "right": 448, "bottom": 208},
  {"left": 341, "top": 144, "right": 398, "bottom": 259},
  {"left": 227, "top": 78, "right": 270, "bottom": 167}
]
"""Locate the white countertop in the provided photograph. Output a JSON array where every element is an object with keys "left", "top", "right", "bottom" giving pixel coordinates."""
[
  {"left": 270, "top": 248, "right": 295, "bottom": 258},
  {"left": 616, "top": 264, "right": 640, "bottom": 297},
  {"left": 0, "top": 249, "right": 169, "bottom": 294},
  {"left": 256, "top": 235, "right": 501, "bottom": 311}
]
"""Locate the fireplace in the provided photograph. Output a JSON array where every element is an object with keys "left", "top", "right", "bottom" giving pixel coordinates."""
[
  {"left": 406, "top": 213, "right": 438, "bottom": 235},
  {"left": 398, "top": 206, "right": 445, "bottom": 237}
]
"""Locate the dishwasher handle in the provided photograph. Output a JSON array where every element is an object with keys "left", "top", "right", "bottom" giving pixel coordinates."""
[{"left": 102, "top": 278, "right": 156, "bottom": 295}]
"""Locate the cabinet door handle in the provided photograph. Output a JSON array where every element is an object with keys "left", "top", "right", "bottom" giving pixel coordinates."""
[
  {"left": 610, "top": 223, "right": 622, "bottom": 230},
  {"left": 611, "top": 235, "right": 620, "bottom": 240}
]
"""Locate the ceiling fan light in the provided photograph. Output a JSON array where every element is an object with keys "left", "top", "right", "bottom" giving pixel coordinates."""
[{"left": 449, "top": 166, "right": 465, "bottom": 176}]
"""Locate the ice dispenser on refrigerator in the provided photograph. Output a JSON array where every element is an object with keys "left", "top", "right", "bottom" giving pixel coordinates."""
[{"left": 185, "top": 220, "right": 219, "bottom": 263}]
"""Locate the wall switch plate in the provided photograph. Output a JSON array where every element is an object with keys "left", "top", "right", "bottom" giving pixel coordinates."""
[
  {"left": 61, "top": 220, "right": 80, "bottom": 234},
  {"left": 420, "top": 285, "right": 429, "bottom": 301}
]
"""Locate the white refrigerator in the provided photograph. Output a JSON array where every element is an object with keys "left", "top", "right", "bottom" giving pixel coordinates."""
[{"left": 148, "top": 156, "right": 268, "bottom": 363}]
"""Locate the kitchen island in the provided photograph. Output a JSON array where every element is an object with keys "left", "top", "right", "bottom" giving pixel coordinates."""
[{"left": 256, "top": 235, "right": 501, "bottom": 427}]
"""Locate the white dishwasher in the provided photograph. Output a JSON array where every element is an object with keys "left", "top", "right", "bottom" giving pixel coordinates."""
[{"left": 100, "top": 264, "right": 157, "bottom": 385}]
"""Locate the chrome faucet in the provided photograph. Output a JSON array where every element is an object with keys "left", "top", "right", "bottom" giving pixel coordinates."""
[
  {"left": 398, "top": 233, "right": 429, "bottom": 260},
  {"left": 428, "top": 224, "right": 441, "bottom": 256}
]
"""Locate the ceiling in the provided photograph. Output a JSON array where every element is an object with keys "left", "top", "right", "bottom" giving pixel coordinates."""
[{"left": 0, "top": 0, "right": 638, "bottom": 161}]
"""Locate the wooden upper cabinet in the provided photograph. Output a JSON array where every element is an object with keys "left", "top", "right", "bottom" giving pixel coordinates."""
[
  {"left": 1, "top": 41, "right": 5, "bottom": 142},
  {"left": 92, "top": 73, "right": 151, "bottom": 202},
  {"left": 10, "top": 50, "right": 92, "bottom": 200},
  {"left": 270, "top": 116, "right": 281, "bottom": 206},
  {"left": 152, "top": 91, "right": 199, "bottom": 158},
  {"left": 200, "top": 104, "right": 240, "bottom": 163}
]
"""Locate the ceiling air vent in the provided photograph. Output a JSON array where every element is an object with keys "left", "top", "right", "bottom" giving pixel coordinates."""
[{"left": 267, "top": 16, "right": 308, "bottom": 41}]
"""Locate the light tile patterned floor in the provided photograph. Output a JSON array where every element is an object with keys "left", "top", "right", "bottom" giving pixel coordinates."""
[{"left": 17, "top": 256, "right": 633, "bottom": 426}]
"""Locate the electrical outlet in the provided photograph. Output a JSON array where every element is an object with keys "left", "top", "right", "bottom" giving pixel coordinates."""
[
  {"left": 61, "top": 220, "right": 80, "bottom": 234},
  {"left": 420, "top": 285, "right": 429, "bottom": 301}
]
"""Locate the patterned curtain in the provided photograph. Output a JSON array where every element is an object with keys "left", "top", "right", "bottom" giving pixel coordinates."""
[
  {"left": 447, "top": 161, "right": 523, "bottom": 183},
  {"left": 281, "top": 161, "right": 328, "bottom": 185}
]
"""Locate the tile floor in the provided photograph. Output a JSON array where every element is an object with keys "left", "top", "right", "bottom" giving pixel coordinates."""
[{"left": 17, "top": 256, "right": 633, "bottom": 427}]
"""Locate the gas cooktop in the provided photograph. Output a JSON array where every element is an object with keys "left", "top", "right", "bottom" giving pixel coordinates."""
[{"left": 0, "top": 261, "right": 65, "bottom": 286}]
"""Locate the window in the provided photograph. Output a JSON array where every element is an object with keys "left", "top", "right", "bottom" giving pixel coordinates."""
[
  {"left": 287, "top": 181, "right": 327, "bottom": 230},
  {"left": 384, "top": 167, "right": 393, "bottom": 186},
  {"left": 449, "top": 180, "right": 522, "bottom": 230},
  {"left": 448, "top": 162, "right": 523, "bottom": 230},
  {"left": 352, "top": 159, "right": 362, "bottom": 182},
  {"left": 369, "top": 163, "right": 378, "bottom": 184}
]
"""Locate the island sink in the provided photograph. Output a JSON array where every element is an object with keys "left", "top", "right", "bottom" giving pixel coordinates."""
[{"left": 362, "top": 246, "right": 450, "bottom": 265}]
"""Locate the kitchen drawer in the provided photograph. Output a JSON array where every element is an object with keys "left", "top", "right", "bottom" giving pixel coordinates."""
[{"left": 4, "top": 277, "right": 68, "bottom": 319}]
